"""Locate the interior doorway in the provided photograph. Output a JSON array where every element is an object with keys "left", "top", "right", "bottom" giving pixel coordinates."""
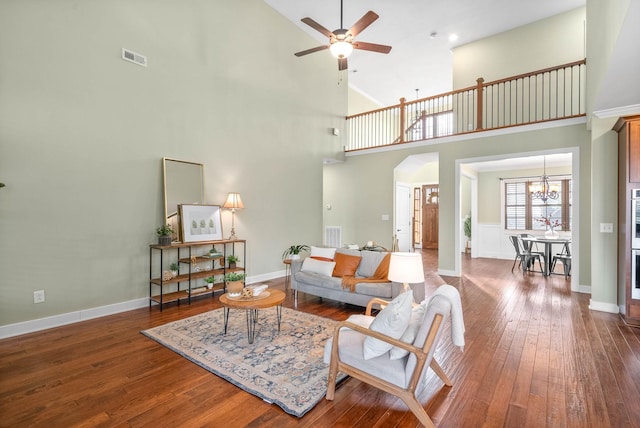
[{"left": 422, "top": 184, "right": 439, "bottom": 249}]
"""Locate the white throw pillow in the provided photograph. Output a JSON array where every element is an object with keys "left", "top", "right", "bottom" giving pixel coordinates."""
[
  {"left": 310, "top": 246, "right": 337, "bottom": 261},
  {"left": 301, "top": 257, "right": 336, "bottom": 277},
  {"left": 389, "top": 304, "right": 426, "bottom": 360},
  {"left": 363, "top": 291, "right": 414, "bottom": 360}
]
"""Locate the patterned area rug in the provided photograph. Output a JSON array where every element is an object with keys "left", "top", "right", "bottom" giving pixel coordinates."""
[{"left": 141, "top": 307, "right": 345, "bottom": 417}]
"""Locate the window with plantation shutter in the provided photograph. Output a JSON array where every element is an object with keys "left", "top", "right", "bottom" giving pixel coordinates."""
[{"left": 504, "top": 178, "right": 572, "bottom": 231}]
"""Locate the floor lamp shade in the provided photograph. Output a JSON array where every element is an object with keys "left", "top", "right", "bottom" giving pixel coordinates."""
[
  {"left": 223, "top": 192, "right": 243, "bottom": 239},
  {"left": 387, "top": 252, "right": 424, "bottom": 291}
]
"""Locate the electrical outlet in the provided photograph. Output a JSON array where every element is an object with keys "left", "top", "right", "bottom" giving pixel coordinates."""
[{"left": 33, "top": 290, "right": 45, "bottom": 304}]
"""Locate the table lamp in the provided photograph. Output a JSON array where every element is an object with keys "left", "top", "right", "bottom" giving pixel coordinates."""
[
  {"left": 387, "top": 252, "right": 425, "bottom": 292},
  {"left": 223, "top": 192, "right": 244, "bottom": 240}
]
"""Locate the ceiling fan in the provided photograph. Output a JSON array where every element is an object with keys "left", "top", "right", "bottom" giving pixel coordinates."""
[{"left": 294, "top": 0, "right": 392, "bottom": 71}]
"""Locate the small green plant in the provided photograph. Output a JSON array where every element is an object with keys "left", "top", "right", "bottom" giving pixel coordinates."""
[
  {"left": 204, "top": 276, "right": 216, "bottom": 283},
  {"left": 200, "top": 219, "right": 206, "bottom": 228},
  {"left": 225, "top": 272, "right": 246, "bottom": 282},
  {"left": 464, "top": 215, "right": 472, "bottom": 239},
  {"left": 227, "top": 255, "right": 239, "bottom": 263},
  {"left": 282, "top": 244, "right": 310, "bottom": 260},
  {"left": 156, "top": 224, "right": 175, "bottom": 236},
  {"left": 170, "top": 262, "right": 179, "bottom": 271}
]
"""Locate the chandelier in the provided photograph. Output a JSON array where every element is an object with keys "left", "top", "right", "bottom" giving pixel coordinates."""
[{"left": 530, "top": 157, "right": 560, "bottom": 203}]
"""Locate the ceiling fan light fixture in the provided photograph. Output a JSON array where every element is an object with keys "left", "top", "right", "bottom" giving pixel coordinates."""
[{"left": 330, "top": 40, "right": 353, "bottom": 59}]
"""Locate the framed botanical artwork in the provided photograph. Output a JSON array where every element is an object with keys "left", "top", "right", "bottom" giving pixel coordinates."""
[{"left": 179, "top": 204, "right": 223, "bottom": 242}]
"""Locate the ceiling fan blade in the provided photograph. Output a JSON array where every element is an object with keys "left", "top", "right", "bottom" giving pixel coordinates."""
[
  {"left": 301, "top": 17, "right": 334, "bottom": 39},
  {"left": 348, "top": 11, "right": 379, "bottom": 38},
  {"left": 353, "top": 41, "right": 392, "bottom": 54},
  {"left": 294, "top": 45, "right": 330, "bottom": 57},
  {"left": 338, "top": 57, "right": 348, "bottom": 71}
]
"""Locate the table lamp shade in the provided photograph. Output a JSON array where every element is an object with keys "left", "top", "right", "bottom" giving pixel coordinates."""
[
  {"left": 388, "top": 252, "right": 425, "bottom": 287},
  {"left": 223, "top": 192, "right": 244, "bottom": 210},
  {"left": 223, "top": 192, "right": 243, "bottom": 240}
]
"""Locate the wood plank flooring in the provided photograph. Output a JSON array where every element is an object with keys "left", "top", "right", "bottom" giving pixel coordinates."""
[{"left": 1, "top": 251, "right": 639, "bottom": 427}]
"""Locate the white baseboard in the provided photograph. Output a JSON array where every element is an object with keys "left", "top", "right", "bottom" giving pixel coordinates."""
[
  {"left": 588, "top": 298, "right": 620, "bottom": 314},
  {"left": 0, "top": 271, "right": 287, "bottom": 340},
  {"left": 0, "top": 298, "right": 149, "bottom": 339},
  {"left": 437, "top": 268, "right": 459, "bottom": 277},
  {"left": 247, "top": 270, "right": 286, "bottom": 285}
]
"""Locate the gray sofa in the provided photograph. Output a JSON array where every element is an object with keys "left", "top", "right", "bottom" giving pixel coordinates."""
[{"left": 291, "top": 248, "right": 425, "bottom": 307}]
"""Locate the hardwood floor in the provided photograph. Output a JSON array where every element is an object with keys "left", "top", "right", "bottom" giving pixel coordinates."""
[{"left": 1, "top": 251, "right": 639, "bottom": 427}]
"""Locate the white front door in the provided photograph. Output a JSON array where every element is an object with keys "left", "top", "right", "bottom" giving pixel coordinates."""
[{"left": 395, "top": 182, "right": 412, "bottom": 251}]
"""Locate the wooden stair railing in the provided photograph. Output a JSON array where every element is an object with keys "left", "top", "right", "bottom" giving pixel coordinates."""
[{"left": 346, "top": 59, "right": 586, "bottom": 152}]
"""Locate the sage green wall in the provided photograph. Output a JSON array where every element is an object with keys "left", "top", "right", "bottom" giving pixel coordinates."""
[
  {"left": 590, "top": 116, "right": 620, "bottom": 310},
  {"left": 0, "top": 0, "right": 346, "bottom": 326},
  {"left": 585, "top": 0, "right": 630, "bottom": 115},
  {"left": 461, "top": 176, "right": 471, "bottom": 221},
  {"left": 401, "top": 162, "right": 439, "bottom": 184},
  {"left": 323, "top": 158, "right": 395, "bottom": 248},
  {"left": 348, "top": 87, "right": 382, "bottom": 116},
  {"left": 453, "top": 7, "right": 586, "bottom": 88},
  {"left": 584, "top": 0, "right": 632, "bottom": 311},
  {"left": 325, "top": 124, "right": 592, "bottom": 281}
]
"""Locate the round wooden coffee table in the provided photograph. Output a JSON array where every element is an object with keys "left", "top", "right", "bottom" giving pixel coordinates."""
[{"left": 219, "top": 289, "right": 286, "bottom": 344}]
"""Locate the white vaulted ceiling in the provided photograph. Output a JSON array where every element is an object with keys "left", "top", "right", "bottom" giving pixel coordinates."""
[{"left": 265, "top": 0, "right": 585, "bottom": 106}]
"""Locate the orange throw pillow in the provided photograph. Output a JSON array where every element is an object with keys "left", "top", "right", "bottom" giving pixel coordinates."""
[{"left": 332, "top": 252, "right": 362, "bottom": 278}]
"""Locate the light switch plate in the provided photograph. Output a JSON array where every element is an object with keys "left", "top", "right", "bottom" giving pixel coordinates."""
[{"left": 600, "top": 223, "right": 613, "bottom": 233}]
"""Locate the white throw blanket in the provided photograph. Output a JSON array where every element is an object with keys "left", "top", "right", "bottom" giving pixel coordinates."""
[{"left": 432, "top": 284, "right": 465, "bottom": 352}]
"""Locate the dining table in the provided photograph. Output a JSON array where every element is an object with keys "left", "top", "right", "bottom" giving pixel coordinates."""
[{"left": 521, "top": 236, "right": 571, "bottom": 277}]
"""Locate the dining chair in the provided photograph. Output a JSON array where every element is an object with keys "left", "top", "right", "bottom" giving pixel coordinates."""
[
  {"left": 520, "top": 233, "right": 545, "bottom": 258},
  {"left": 509, "top": 235, "right": 543, "bottom": 274},
  {"left": 551, "top": 242, "right": 572, "bottom": 278}
]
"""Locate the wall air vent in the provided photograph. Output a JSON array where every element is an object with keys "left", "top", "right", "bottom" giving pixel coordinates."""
[
  {"left": 324, "top": 226, "right": 342, "bottom": 248},
  {"left": 121, "top": 48, "right": 147, "bottom": 67}
]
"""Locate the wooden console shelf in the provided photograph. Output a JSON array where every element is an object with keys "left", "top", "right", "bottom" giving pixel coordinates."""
[{"left": 149, "top": 239, "right": 246, "bottom": 310}]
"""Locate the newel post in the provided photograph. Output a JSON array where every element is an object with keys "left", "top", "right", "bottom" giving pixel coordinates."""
[
  {"left": 399, "top": 97, "right": 406, "bottom": 144},
  {"left": 476, "top": 78, "right": 484, "bottom": 130}
]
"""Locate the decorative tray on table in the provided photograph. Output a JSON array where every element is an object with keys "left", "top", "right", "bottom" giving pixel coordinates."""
[{"left": 227, "top": 291, "right": 271, "bottom": 301}]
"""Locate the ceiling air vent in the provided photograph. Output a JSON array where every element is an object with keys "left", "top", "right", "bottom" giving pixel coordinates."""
[{"left": 121, "top": 48, "right": 147, "bottom": 67}]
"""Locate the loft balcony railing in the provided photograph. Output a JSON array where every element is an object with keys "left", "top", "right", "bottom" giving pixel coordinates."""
[{"left": 345, "top": 59, "right": 586, "bottom": 152}]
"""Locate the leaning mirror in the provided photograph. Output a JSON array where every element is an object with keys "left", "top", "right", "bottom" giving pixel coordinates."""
[{"left": 163, "top": 158, "right": 204, "bottom": 241}]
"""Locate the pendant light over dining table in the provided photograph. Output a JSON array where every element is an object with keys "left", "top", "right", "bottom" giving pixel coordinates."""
[{"left": 529, "top": 157, "right": 560, "bottom": 203}]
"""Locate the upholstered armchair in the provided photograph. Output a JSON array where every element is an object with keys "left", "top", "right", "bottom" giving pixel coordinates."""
[{"left": 324, "top": 285, "right": 464, "bottom": 427}]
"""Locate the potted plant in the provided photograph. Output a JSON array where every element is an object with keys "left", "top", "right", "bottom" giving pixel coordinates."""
[
  {"left": 464, "top": 215, "right": 472, "bottom": 253},
  {"left": 204, "top": 276, "right": 216, "bottom": 289},
  {"left": 156, "top": 224, "right": 175, "bottom": 246},
  {"left": 282, "top": 244, "right": 310, "bottom": 261},
  {"left": 170, "top": 262, "right": 179, "bottom": 278},
  {"left": 227, "top": 255, "right": 239, "bottom": 269},
  {"left": 224, "top": 272, "right": 246, "bottom": 297}
]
